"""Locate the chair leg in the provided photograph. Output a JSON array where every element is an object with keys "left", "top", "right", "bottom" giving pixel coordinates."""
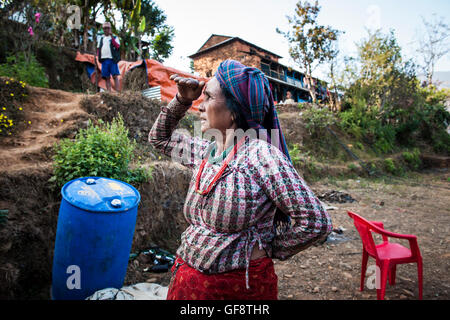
[
  {"left": 377, "top": 260, "right": 389, "bottom": 300},
  {"left": 360, "top": 250, "right": 369, "bottom": 291},
  {"left": 417, "top": 258, "right": 423, "bottom": 300},
  {"left": 388, "top": 264, "right": 396, "bottom": 285}
]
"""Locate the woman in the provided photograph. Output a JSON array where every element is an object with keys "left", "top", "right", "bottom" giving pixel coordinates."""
[{"left": 149, "top": 60, "right": 332, "bottom": 300}]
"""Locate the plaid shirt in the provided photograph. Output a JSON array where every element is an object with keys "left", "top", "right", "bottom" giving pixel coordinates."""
[{"left": 149, "top": 98, "right": 332, "bottom": 288}]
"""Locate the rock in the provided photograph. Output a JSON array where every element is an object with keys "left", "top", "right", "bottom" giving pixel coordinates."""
[
  {"left": 403, "top": 289, "right": 414, "bottom": 297},
  {"left": 362, "top": 293, "right": 371, "bottom": 299},
  {"left": 313, "top": 286, "right": 320, "bottom": 293},
  {"left": 284, "top": 273, "right": 294, "bottom": 278},
  {"left": 340, "top": 262, "right": 352, "bottom": 270},
  {"left": 146, "top": 277, "right": 158, "bottom": 283},
  {"left": 398, "top": 276, "right": 413, "bottom": 282},
  {"left": 331, "top": 287, "right": 339, "bottom": 292},
  {"left": 343, "top": 272, "right": 353, "bottom": 279},
  {"left": 399, "top": 294, "right": 408, "bottom": 299},
  {"left": 300, "top": 265, "right": 307, "bottom": 269},
  {"left": 287, "top": 294, "right": 294, "bottom": 299}
]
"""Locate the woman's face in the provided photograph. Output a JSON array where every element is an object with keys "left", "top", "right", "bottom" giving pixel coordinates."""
[{"left": 198, "top": 77, "right": 234, "bottom": 134}]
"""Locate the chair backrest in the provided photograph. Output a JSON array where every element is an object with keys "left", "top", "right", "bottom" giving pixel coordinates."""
[{"left": 348, "top": 211, "right": 379, "bottom": 257}]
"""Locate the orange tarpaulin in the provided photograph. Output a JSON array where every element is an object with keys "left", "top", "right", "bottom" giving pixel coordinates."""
[{"left": 75, "top": 52, "right": 208, "bottom": 110}]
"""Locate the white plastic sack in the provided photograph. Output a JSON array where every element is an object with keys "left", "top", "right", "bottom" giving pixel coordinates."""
[{"left": 86, "top": 283, "right": 168, "bottom": 300}]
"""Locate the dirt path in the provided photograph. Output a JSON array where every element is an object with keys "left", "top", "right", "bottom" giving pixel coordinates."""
[{"left": 0, "top": 87, "right": 87, "bottom": 173}]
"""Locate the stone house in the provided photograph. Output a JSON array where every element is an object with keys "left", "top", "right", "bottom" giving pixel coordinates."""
[{"left": 188, "top": 34, "right": 329, "bottom": 104}]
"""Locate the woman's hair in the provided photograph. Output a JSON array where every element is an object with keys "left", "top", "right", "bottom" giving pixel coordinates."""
[{"left": 219, "top": 82, "right": 249, "bottom": 131}]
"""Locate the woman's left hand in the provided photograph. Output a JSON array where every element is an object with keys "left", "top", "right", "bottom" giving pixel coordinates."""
[{"left": 170, "top": 74, "right": 205, "bottom": 104}]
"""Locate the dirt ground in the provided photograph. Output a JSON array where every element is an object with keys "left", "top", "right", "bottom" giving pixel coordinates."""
[{"left": 127, "top": 170, "right": 450, "bottom": 300}]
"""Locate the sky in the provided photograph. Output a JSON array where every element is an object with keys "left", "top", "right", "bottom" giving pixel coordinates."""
[{"left": 152, "top": 0, "right": 450, "bottom": 81}]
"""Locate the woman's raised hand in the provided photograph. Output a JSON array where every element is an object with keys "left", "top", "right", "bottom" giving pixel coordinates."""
[{"left": 170, "top": 74, "right": 205, "bottom": 105}]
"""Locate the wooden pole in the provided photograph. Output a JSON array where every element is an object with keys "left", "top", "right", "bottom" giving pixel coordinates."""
[{"left": 94, "top": 36, "right": 99, "bottom": 92}]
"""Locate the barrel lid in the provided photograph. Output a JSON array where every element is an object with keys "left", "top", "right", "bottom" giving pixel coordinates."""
[{"left": 61, "top": 177, "right": 141, "bottom": 213}]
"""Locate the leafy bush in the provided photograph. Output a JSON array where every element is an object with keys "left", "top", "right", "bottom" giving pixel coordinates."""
[
  {"left": 384, "top": 158, "right": 396, "bottom": 174},
  {"left": 288, "top": 143, "right": 303, "bottom": 167},
  {"left": 415, "top": 103, "right": 450, "bottom": 155},
  {"left": 301, "top": 105, "right": 336, "bottom": 137},
  {"left": 402, "top": 148, "right": 421, "bottom": 170},
  {"left": 0, "top": 53, "right": 48, "bottom": 88},
  {"left": 52, "top": 114, "right": 152, "bottom": 187},
  {"left": 339, "top": 99, "right": 396, "bottom": 154}
]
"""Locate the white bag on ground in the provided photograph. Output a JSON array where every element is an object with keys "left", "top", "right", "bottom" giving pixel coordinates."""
[{"left": 86, "top": 283, "right": 168, "bottom": 300}]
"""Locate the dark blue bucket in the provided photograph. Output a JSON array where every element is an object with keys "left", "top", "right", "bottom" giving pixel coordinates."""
[{"left": 51, "top": 177, "right": 140, "bottom": 300}]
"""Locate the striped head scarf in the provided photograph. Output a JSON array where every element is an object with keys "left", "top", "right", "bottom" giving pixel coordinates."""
[
  {"left": 214, "top": 59, "right": 291, "bottom": 163},
  {"left": 215, "top": 59, "right": 291, "bottom": 232}
]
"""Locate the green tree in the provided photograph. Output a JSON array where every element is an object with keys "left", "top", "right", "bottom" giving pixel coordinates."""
[
  {"left": 349, "top": 30, "right": 420, "bottom": 120},
  {"left": 277, "top": 0, "right": 340, "bottom": 103},
  {"left": 108, "top": 0, "right": 173, "bottom": 61}
]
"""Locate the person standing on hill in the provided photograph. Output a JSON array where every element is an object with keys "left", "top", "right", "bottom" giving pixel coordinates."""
[{"left": 97, "top": 22, "right": 121, "bottom": 92}]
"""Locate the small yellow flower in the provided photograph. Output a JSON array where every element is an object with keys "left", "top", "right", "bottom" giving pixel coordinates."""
[
  {"left": 19, "top": 107, "right": 22, "bottom": 111},
  {"left": 61, "top": 119, "right": 64, "bottom": 122},
  {"left": 10, "top": 93, "right": 14, "bottom": 97},
  {"left": 5, "top": 81, "right": 9, "bottom": 84},
  {"left": 2, "top": 107, "right": 5, "bottom": 110},
  {"left": 158, "top": 156, "right": 161, "bottom": 160},
  {"left": 28, "top": 121, "right": 31, "bottom": 124},
  {"left": 138, "top": 156, "right": 141, "bottom": 160}
]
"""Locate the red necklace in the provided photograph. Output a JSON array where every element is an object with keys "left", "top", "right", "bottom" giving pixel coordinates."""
[{"left": 195, "top": 136, "right": 246, "bottom": 196}]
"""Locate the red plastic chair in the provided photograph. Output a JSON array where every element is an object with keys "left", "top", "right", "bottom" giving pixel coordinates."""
[{"left": 347, "top": 211, "right": 423, "bottom": 300}]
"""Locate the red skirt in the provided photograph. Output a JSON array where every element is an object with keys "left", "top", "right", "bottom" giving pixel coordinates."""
[{"left": 166, "top": 256, "right": 278, "bottom": 300}]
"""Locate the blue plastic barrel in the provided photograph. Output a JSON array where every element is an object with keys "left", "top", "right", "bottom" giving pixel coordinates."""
[{"left": 51, "top": 177, "right": 141, "bottom": 300}]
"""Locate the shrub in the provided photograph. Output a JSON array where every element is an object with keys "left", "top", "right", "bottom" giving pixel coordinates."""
[
  {"left": 402, "top": 148, "right": 421, "bottom": 170},
  {"left": 288, "top": 143, "right": 303, "bottom": 167},
  {"left": 0, "top": 53, "right": 48, "bottom": 88},
  {"left": 384, "top": 158, "right": 396, "bottom": 174},
  {"left": 301, "top": 105, "right": 336, "bottom": 138},
  {"left": 52, "top": 114, "right": 152, "bottom": 187}
]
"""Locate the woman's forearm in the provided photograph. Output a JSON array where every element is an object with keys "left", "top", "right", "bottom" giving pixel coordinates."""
[{"left": 148, "top": 97, "right": 191, "bottom": 155}]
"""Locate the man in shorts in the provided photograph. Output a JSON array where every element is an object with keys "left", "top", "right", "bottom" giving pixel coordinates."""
[{"left": 97, "top": 22, "right": 121, "bottom": 91}]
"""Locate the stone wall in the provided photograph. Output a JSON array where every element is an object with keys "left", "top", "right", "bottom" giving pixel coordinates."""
[
  {"left": 198, "top": 35, "right": 232, "bottom": 51},
  {"left": 192, "top": 40, "right": 272, "bottom": 77}
]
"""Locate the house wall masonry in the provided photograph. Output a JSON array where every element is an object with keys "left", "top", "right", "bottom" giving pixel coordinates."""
[{"left": 193, "top": 40, "right": 278, "bottom": 77}]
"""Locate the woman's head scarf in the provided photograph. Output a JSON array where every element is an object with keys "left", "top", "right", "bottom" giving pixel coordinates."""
[
  {"left": 214, "top": 59, "right": 291, "bottom": 163},
  {"left": 215, "top": 59, "right": 291, "bottom": 231}
]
